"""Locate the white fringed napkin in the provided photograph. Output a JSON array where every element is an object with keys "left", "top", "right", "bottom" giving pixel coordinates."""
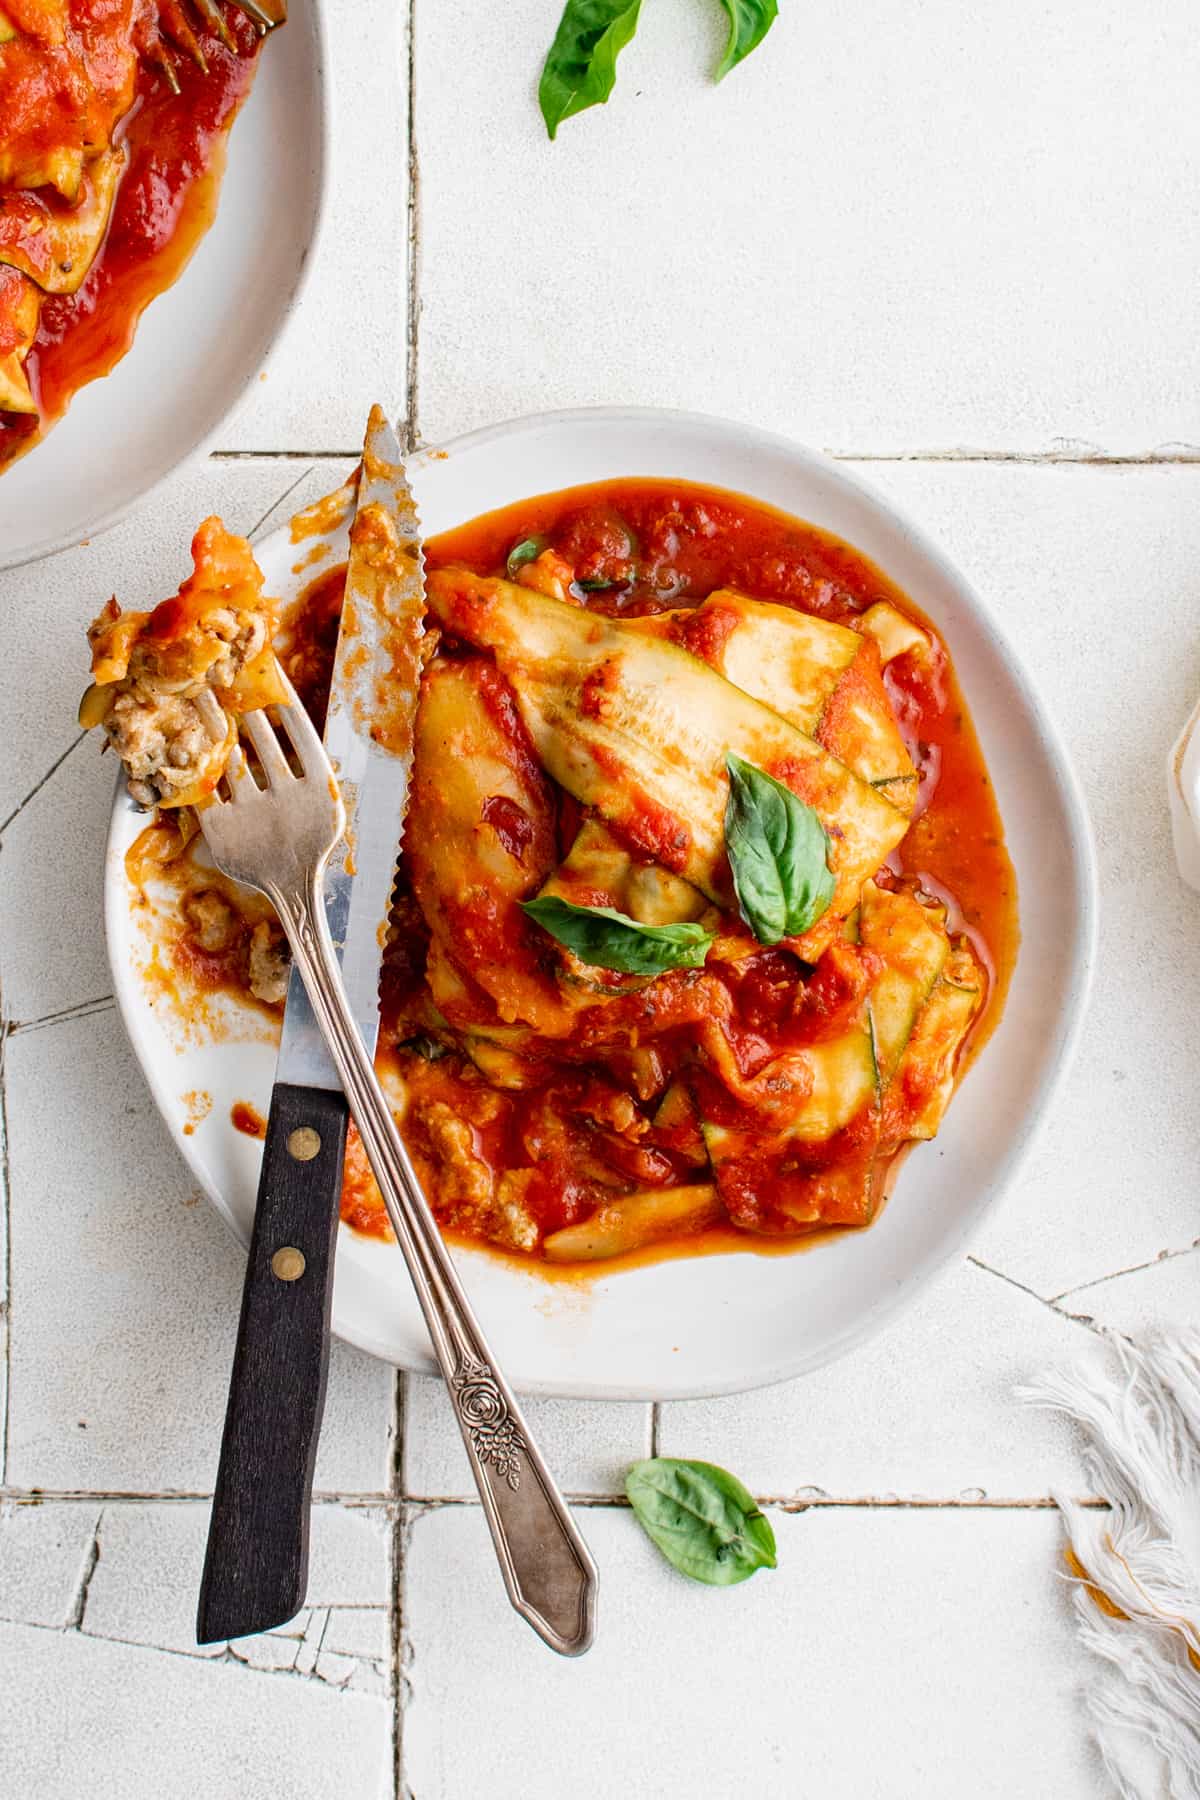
[{"left": 1022, "top": 1333, "right": 1200, "bottom": 1799}]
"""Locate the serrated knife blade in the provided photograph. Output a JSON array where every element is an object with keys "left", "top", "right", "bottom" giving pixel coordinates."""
[{"left": 275, "top": 407, "right": 426, "bottom": 1083}]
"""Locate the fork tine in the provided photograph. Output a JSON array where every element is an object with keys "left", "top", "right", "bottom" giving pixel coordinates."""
[
  {"left": 223, "top": 0, "right": 287, "bottom": 33},
  {"left": 159, "top": 0, "right": 208, "bottom": 69},
  {"left": 241, "top": 710, "right": 293, "bottom": 786},
  {"left": 190, "top": 0, "right": 236, "bottom": 50},
  {"left": 221, "top": 741, "right": 254, "bottom": 802},
  {"left": 272, "top": 691, "right": 326, "bottom": 776},
  {"left": 194, "top": 686, "right": 227, "bottom": 743}
]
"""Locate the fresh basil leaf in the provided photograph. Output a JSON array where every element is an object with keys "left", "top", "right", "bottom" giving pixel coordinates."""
[
  {"left": 625, "top": 1458, "right": 777, "bottom": 1586},
  {"left": 575, "top": 576, "right": 625, "bottom": 592},
  {"left": 506, "top": 536, "right": 544, "bottom": 579},
  {"left": 725, "top": 752, "right": 836, "bottom": 945},
  {"left": 539, "top": 0, "right": 642, "bottom": 140},
  {"left": 714, "top": 0, "right": 778, "bottom": 81},
  {"left": 521, "top": 894, "right": 713, "bottom": 974}
]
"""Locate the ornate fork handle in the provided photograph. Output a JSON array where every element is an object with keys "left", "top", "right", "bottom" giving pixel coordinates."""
[{"left": 269, "top": 870, "right": 598, "bottom": 1657}]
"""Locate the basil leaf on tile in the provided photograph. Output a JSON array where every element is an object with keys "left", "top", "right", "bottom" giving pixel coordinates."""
[
  {"left": 539, "top": 0, "right": 643, "bottom": 140},
  {"left": 724, "top": 752, "right": 836, "bottom": 945},
  {"left": 625, "top": 1458, "right": 778, "bottom": 1586},
  {"left": 506, "top": 536, "right": 544, "bottom": 579},
  {"left": 714, "top": 0, "right": 779, "bottom": 81},
  {"left": 521, "top": 894, "right": 713, "bottom": 974}
]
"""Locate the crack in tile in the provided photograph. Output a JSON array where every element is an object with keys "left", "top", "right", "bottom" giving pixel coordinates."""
[
  {"left": 67, "top": 1508, "right": 103, "bottom": 1628},
  {"left": 966, "top": 1254, "right": 1111, "bottom": 1339},
  {"left": 8, "top": 994, "right": 116, "bottom": 1036},
  {"left": 0, "top": 1605, "right": 388, "bottom": 1690},
  {"left": 1049, "top": 1240, "right": 1200, "bottom": 1303},
  {"left": 0, "top": 733, "right": 86, "bottom": 841},
  {"left": 246, "top": 464, "right": 323, "bottom": 546}
]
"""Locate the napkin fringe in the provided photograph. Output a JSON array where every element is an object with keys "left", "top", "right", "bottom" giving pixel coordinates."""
[{"left": 1021, "top": 1331, "right": 1200, "bottom": 1800}]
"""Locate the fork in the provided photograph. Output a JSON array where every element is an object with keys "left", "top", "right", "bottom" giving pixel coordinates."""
[
  {"left": 191, "top": 678, "right": 598, "bottom": 1657},
  {"left": 155, "top": 0, "right": 286, "bottom": 92}
]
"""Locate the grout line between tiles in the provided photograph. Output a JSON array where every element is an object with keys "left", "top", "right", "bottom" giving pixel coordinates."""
[
  {"left": 403, "top": 0, "right": 420, "bottom": 454},
  {"left": 0, "top": 1488, "right": 396, "bottom": 1504},
  {"left": 0, "top": 733, "right": 86, "bottom": 841},
  {"left": 834, "top": 446, "right": 1200, "bottom": 466},
  {"left": 390, "top": 1373, "right": 408, "bottom": 1800},
  {"left": 210, "top": 448, "right": 358, "bottom": 462},
  {"left": 201, "top": 446, "right": 1200, "bottom": 469},
  {"left": 0, "top": 1484, "right": 1101, "bottom": 1510},
  {"left": 0, "top": 974, "right": 11, "bottom": 1488}
]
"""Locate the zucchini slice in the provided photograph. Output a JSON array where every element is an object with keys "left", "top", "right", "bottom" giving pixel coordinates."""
[
  {"left": 425, "top": 569, "right": 908, "bottom": 921},
  {"left": 858, "top": 601, "right": 928, "bottom": 665},
  {"left": 406, "top": 657, "right": 573, "bottom": 1035},
  {"left": 858, "top": 881, "right": 950, "bottom": 1077},
  {"left": 542, "top": 1183, "right": 722, "bottom": 1263},
  {"left": 538, "top": 817, "right": 710, "bottom": 927},
  {"left": 888, "top": 948, "right": 983, "bottom": 1142}
]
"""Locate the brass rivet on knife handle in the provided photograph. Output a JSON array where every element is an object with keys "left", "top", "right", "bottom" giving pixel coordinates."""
[
  {"left": 287, "top": 1126, "right": 321, "bottom": 1162},
  {"left": 271, "top": 1246, "right": 306, "bottom": 1282}
]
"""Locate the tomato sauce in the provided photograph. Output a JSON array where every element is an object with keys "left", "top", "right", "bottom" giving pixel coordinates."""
[
  {"left": 131, "top": 480, "right": 1018, "bottom": 1269},
  {"left": 0, "top": 6, "right": 262, "bottom": 468}
]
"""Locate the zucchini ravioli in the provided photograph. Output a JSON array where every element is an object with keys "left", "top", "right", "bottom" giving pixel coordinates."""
[
  {"left": 117, "top": 480, "right": 1017, "bottom": 1268},
  {"left": 0, "top": 0, "right": 278, "bottom": 470},
  {"left": 363, "top": 479, "right": 1017, "bottom": 1264}
]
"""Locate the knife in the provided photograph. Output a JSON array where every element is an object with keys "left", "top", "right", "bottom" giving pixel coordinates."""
[{"left": 197, "top": 407, "right": 425, "bottom": 1644}]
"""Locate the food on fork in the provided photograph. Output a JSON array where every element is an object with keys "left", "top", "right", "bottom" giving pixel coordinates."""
[
  {"left": 79, "top": 517, "right": 284, "bottom": 808},
  {"left": 0, "top": 0, "right": 284, "bottom": 468},
  {"left": 97, "top": 478, "right": 1017, "bottom": 1269}
]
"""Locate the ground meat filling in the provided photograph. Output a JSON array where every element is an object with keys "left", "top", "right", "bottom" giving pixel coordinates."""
[
  {"left": 107, "top": 690, "right": 226, "bottom": 809},
  {"left": 81, "top": 518, "right": 282, "bottom": 809},
  {"left": 247, "top": 921, "right": 290, "bottom": 1006}
]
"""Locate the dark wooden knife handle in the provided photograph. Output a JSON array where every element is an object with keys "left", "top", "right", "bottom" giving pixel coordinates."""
[{"left": 197, "top": 1082, "right": 349, "bottom": 1645}]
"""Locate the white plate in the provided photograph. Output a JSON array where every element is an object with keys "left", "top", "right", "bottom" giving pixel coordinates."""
[
  {"left": 0, "top": 2, "right": 328, "bottom": 571},
  {"left": 106, "top": 406, "right": 1097, "bottom": 1399}
]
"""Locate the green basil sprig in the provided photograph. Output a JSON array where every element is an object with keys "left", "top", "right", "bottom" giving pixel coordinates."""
[
  {"left": 626, "top": 1458, "right": 778, "bottom": 1586},
  {"left": 506, "top": 536, "right": 544, "bottom": 579},
  {"left": 538, "top": 0, "right": 779, "bottom": 139},
  {"left": 715, "top": 0, "right": 779, "bottom": 80},
  {"left": 724, "top": 752, "right": 836, "bottom": 945},
  {"left": 522, "top": 893, "right": 714, "bottom": 975},
  {"left": 538, "top": 0, "right": 643, "bottom": 141}
]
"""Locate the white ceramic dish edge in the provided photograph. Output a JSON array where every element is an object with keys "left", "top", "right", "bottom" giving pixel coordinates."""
[
  {"left": 0, "top": 0, "right": 331, "bottom": 572},
  {"left": 105, "top": 406, "right": 1098, "bottom": 1400}
]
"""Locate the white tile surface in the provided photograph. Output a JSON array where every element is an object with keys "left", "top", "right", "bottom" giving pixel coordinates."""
[
  {"left": 0, "top": 1499, "right": 102, "bottom": 1627},
  {"left": 658, "top": 1257, "right": 1089, "bottom": 1500},
  {"left": 6, "top": 0, "right": 1200, "bottom": 1789},
  {"left": 0, "top": 455, "right": 347, "bottom": 830},
  {"left": 415, "top": 0, "right": 1200, "bottom": 454},
  {"left": 219, "top": 0, "right": 409, "bottom": 452},
  {"left": 402, "top": 1503, "right": 1101, "bottom": 1798},
  {"left": 3, "top": 1007, "right": 394, "bottom": 1494},
  {"left": 855, "top": 460, "right": 1200, "bottom": 1296},
  {"left": 403, "top": 1375, "right": 649, "bottom": 1498},
  {"left": 81, "top": 1500, "right": 390, "bottom": 1685}
]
